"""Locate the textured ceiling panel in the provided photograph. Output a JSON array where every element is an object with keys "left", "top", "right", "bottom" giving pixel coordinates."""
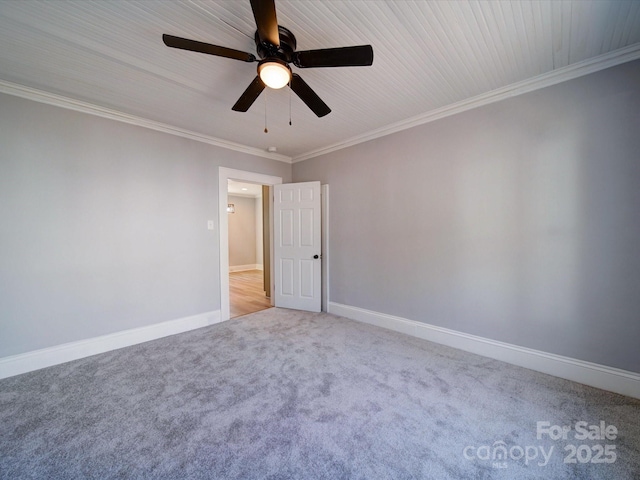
[{"left": 0, "top": 0, "right": 639, "bottom": 160}]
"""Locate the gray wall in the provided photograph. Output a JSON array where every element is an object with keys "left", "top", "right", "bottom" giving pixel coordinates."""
[
  {"left": 228, "top": 194, "right": 257, "bottom": 267},
  {"left": 0, "top": 93, "right": 290, "bottom": 357},
  {"left": 293, "top": 60, "right": 640, "bottom": 373}
]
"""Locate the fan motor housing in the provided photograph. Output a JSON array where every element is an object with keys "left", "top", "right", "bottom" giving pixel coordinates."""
[{"left": 255, "top": 26, "right": 297, "bottom": 62}]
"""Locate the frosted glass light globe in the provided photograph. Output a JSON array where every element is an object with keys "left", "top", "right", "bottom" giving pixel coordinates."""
[{"left": 259, "top": 61, "right": 291, "bottom": 89}]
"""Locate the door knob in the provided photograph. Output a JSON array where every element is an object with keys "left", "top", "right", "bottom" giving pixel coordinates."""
[{"left": 313, "top": 255, "right": 320, "bottom": 259}]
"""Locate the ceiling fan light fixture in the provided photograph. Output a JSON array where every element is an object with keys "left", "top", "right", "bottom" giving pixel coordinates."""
[
  {"left": 163, "top": 0, "right": 373, "bottom": 116},
  {"left": 258, "top": 59, "right": 291, "bottom": 89}
]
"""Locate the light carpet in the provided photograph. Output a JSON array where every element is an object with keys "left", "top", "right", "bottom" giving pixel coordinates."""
[{"left": 1, "top": 308, "right": 638, "bottom": 479}]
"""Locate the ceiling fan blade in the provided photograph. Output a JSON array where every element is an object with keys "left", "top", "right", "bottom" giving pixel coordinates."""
[
  {"left": 293, "top": 45, "right": 374, "bottom": 68},
  {"left": 232, "top": 76, "right": 266, "bottom": 112},
  {"left": 163, "top": 34, "right": 256, "bottom": 62},
  {"left": 250, "top": 0, "right": 280, "bottom": 47},
  {"left": 290, "top": 74, "right": 331, "bottom": 117}
]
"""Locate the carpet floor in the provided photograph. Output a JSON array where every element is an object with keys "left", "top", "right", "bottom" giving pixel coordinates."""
[{"left": 1, "top": 308, "right": 638, "bottom": 479}]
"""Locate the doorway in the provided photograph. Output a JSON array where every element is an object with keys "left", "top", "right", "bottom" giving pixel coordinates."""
[
  {"left": 219, "top": 168, "right": 283, "bottom": 321},
  {"left": 227, "top": 179, "right": 271, "bottom": 318},
  {"left": 218, "top": 167, "right": 329, "bottom": 320}
]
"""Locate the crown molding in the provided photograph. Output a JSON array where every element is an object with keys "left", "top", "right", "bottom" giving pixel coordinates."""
[
  {"left": 0, "top": 80, "right": 292, "bottom": 164},
  {"left": 2, "top": 42, "right": 639, "bottom": 166},
  {"left": 293, "top": 43, "right": 640, "bottom": 163}
]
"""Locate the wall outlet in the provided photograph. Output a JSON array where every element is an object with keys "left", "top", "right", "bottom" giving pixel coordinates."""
[{"left": 207, "top": 220, "right": 214, "bottom": 231}]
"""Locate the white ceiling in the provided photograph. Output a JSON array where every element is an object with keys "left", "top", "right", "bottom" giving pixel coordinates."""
[
  {"left": 1, "top": 1, "right": 639, "bottom": 162},
  {"left": 228, "top": 179, "right": 263, "bottom": 197}
]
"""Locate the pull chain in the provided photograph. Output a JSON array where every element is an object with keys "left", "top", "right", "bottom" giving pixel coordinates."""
[
  {"left": 264, "top": 89, "right": 268, "bottom": 133},
  {"left": 289, "top": 83, "right": 292, "bottom": 126}
]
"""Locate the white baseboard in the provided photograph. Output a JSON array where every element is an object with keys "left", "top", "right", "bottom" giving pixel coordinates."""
[
  {"left": 229, "top": 264, "right": 263, "bottom": 272},
  {"left": 328, "top": 302, "right": 640, "bottom": 400},
  {"left": 0, "top": 310, "right": 222, "bottom": 380}
]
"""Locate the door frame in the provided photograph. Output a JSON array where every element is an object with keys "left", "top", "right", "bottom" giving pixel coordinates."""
[
  {"left": 219, "top": 167, "right": 282, "bottom": 321},
  {"left": 321, "top": 184, "right": 329, "bottom": 313}
]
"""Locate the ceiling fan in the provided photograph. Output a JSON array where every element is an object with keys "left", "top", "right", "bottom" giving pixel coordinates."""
[{"left": 162, "top": 0, "right": 373, "bottom": 117}]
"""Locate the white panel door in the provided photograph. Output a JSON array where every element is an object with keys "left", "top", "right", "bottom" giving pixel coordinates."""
[{"left": 274, "top": 181, "right": 321, "bottom": 312}]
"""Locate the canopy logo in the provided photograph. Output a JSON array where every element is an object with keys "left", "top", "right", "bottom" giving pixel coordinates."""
[
  {"left": 463, "top": 420, "right": 618, "bottom": 469},
  {"left": 463, "top": 442, "right": 553, "bottom": 468}
]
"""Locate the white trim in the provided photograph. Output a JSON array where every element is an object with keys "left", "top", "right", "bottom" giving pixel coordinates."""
[
  {"left": 321, "top": 184, "right": 329, "bottom": 312},
  {"left": 229, "top": 264, "right": 263, "bottom": 272},
  {"left": 3, "top": 44, "right": 638, "bottom": 166},
  {"left": 328, "top": 302, "right": 640, "bottom": 400},
  {"left": 0, "top": 310, "right": 221, "bottom": 380},
  {"left": 219, "top": 168, "right": 282, "bottom": 321},
  {"left": 0, "top": 80, "right": 292, "bottom": 164},
  {"left": 293, "top": 44, "right": 640, "bottom": 163}
]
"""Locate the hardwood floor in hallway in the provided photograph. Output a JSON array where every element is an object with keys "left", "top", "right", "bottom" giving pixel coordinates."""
[{"left": 229, "top": 269, "right": 272, "bottom": 318}]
